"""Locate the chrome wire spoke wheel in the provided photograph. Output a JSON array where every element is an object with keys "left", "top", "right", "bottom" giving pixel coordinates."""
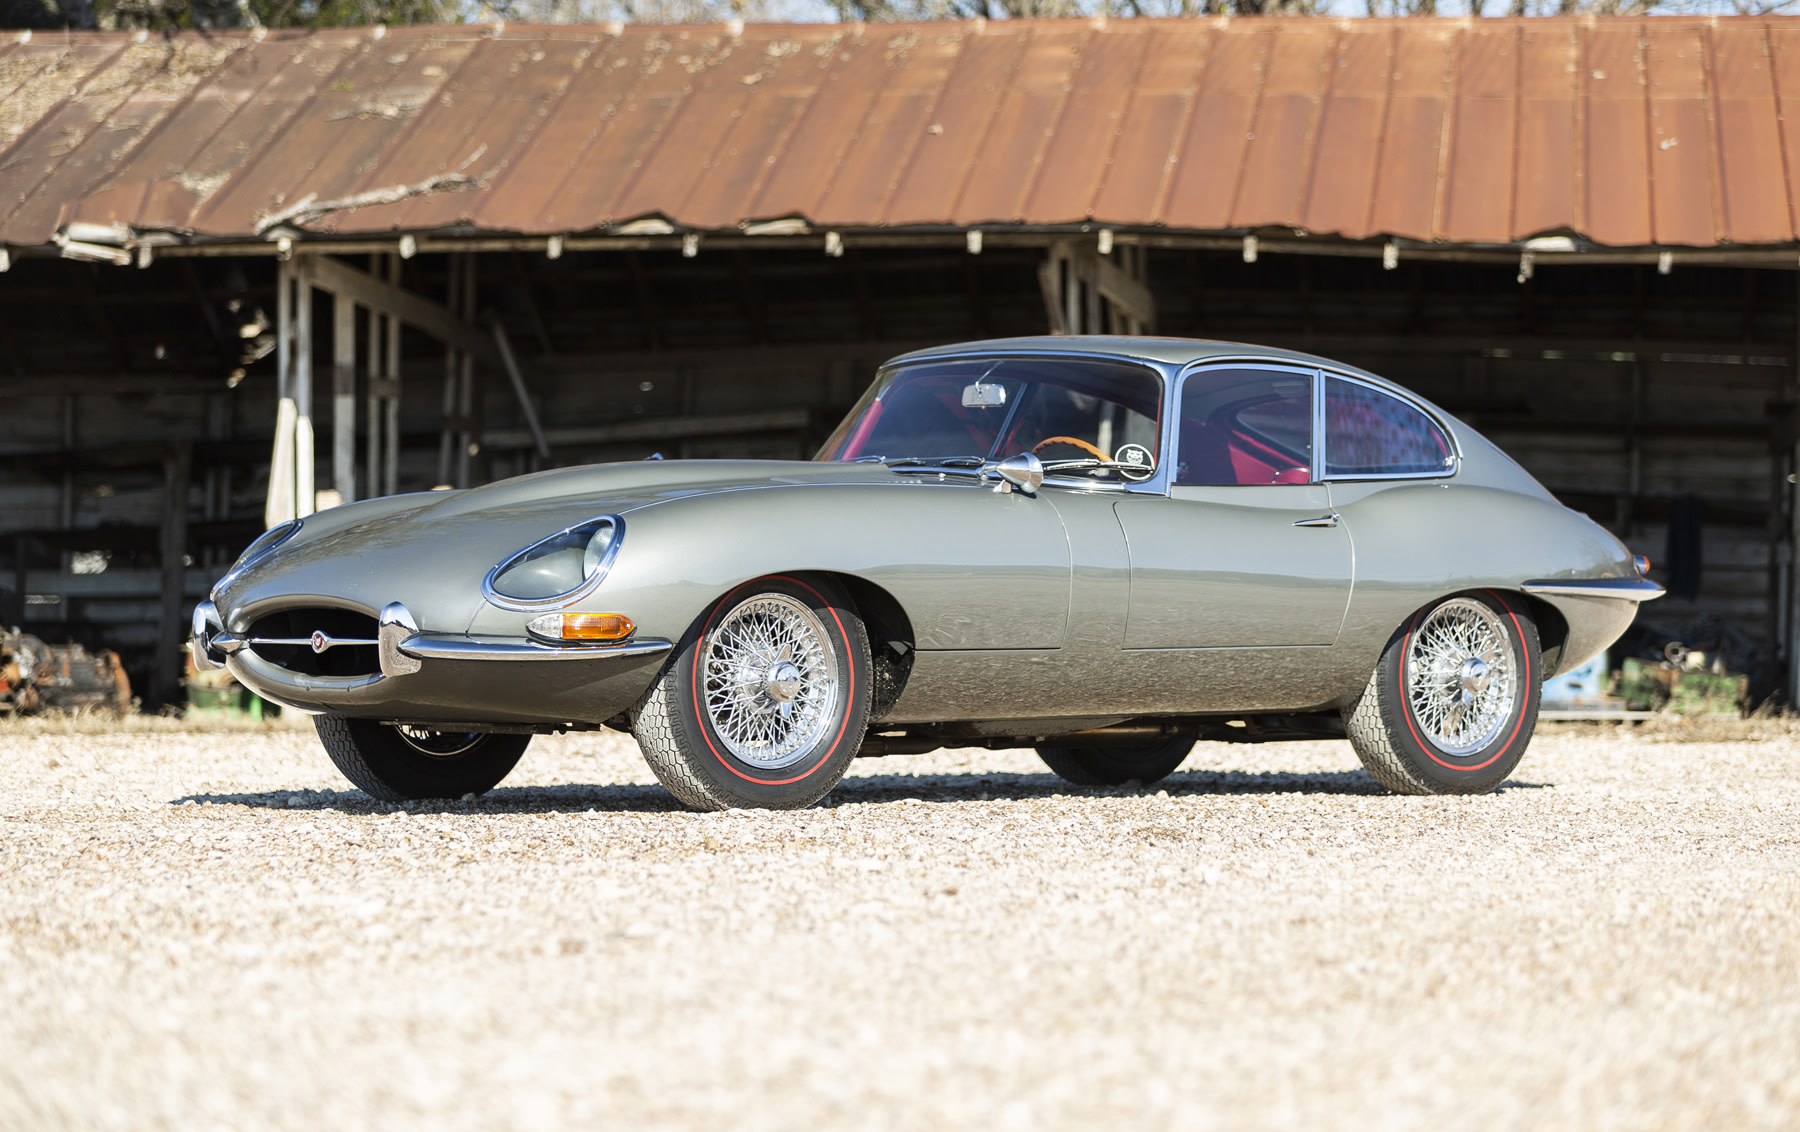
[
  {"left": 1404, "top": 598, "right": 1517, "bottom": 756},
  {"left": 700, "top": 593, "right": 840, "bottom": 770}
]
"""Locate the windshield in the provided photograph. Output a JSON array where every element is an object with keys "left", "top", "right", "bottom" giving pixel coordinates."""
[{"left": 816, "top": 357, "right": 1163, "bottom": 481}]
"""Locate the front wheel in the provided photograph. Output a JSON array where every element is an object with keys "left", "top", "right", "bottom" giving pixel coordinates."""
[
  {"left": 632, "top": 575, "right": 871, "bottom": 811},
  {"left": 314, "top": 716, "right": 530, "bottom": 802},
  {"left": 1343, "top": 591, "right": 1541, "bottom": 796}
]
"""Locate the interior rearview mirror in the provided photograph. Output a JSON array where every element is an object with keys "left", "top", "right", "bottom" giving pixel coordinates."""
[{"left": 962, "top": 381, "right": 1006, "bottom": 409}]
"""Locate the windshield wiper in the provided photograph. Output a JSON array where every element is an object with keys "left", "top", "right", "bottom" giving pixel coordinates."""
[
  {"left": 860, "top": 456, "right": 986, "bottom": 469},
  {"left": 1040, "top": 458, "right": 1155, "bottom": 478}
]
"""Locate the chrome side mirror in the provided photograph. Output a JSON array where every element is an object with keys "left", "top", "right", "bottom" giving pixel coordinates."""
[{"left": 993, "top": 452, "right": 1044, "bottom": 495}]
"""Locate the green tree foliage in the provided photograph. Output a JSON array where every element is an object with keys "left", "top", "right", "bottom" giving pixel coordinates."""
[{"left": 5, "top": 0, "right": 452, "bottom": 29}]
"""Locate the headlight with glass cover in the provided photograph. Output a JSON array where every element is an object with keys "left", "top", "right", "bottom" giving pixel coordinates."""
[
  {"left": 483, "top": 516, "right": 622, "bottom": 609},
  {"left": 211, "top": 519, "right": 302, "bottom": 597}
]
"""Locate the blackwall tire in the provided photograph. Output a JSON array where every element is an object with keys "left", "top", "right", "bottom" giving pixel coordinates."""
[
  {"left": 313, "top": 716, "right": 530, "bottom": 802},
  {"left": 1035, "top": 734, "right": 1196, "bottom": 787},
  {"left": 1343, "top": 591, "right": 1541, "bottom": 796},
  {"left": 632, "top": 575, "right": 871, "bottom": 811}
]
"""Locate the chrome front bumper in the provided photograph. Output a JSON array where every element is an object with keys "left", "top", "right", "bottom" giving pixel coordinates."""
[
  {"left": 1520, "top": 577, "right": 1664, "bottom": 602},
  {"left": 191, "top": 599, "right": 671, "bottom": 678}
]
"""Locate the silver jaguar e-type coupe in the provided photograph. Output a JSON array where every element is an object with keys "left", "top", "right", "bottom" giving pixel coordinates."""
[{"left": 194, "top": 337, "right": 1660, "bottom": 809}]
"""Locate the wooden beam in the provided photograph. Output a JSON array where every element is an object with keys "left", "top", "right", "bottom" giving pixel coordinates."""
[
  {"left": 181, "top": 260, "right": 236, "bottom": 368},
  {"left": 509, "top": 251, "right": 556, "bottom": 356},
  {"left": 154, "top": 439, "right": 192, "bottom": 707},
  {"left": 846, "top": 249, "right": 881, "bottom": 340},
  {"left": 490, "top": 320, "right": 550, "bottom": 460},
  {"left": 64, "top": 261, "right": 128, "bottom": 371},
  {"left": 731, "top": 250, "right": 770, "bottom": 344},
  {"left": 623, "top": 251, "right": 663, "bottom": 351},
  {"left": 304, "top": 253, "right": 499, "bottom": 365}
]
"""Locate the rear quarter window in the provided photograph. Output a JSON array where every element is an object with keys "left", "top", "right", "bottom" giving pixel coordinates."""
[{"left": 1324, "top": 377, "right": 1454, "bottom": 477}]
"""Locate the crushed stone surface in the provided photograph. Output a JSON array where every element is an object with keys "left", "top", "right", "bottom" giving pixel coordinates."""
[{"left": 1, "top": 720, "right": 1797, "bottom": 1131}]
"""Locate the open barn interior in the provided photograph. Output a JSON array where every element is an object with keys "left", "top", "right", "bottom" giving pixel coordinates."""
[{"left": 1, "top": 239, "right": 1792, "bottom": 707}]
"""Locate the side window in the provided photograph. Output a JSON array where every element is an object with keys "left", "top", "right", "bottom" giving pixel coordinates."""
[
  {"left": 1324, "top": 378, "right": 1453, "bottom": 477},
  {"left": 1175, "top": 368, "right": 1313, "bottom": 486}
]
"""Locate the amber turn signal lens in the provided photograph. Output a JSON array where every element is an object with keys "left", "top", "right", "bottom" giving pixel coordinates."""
[
  {"left": 1633, "top": 554, "right": 1652, "bottom": 577},
  {"left": 527, "top": 612, "right": 635, "bottom": 641}
]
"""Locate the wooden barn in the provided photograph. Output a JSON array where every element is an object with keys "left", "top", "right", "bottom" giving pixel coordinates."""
[{"left": 1, "top": 15, "right": 1796, "bottom": 706}]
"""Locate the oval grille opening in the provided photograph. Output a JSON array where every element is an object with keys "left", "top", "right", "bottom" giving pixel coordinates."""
[{"left": 246, "top": 608, "right": 381, "bottom": 677}]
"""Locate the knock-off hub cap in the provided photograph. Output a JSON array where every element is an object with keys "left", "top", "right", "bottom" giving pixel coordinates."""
[
  {"left": 1458, "top": 656, "right": 1492, "bottom": 700},
  {"left": 764, "top": 661, "right": 802, "bottom": 702}
]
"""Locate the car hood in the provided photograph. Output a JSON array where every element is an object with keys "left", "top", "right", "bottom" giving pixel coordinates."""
[{"left": 212, "top": 460, "right": 889, "bottom": 631}]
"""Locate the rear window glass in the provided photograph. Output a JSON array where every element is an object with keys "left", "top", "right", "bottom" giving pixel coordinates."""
[
  {"left": 1324, "top": 378, "right": 1453, "bottom": 477},
  {"left": 1175, "top": 368, "right": 1314, "bottom": 486}
]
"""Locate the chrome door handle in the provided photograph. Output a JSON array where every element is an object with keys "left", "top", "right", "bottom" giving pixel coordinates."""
[{"left": 1293, "top": 514, "right": 1339, "bottom": 528}]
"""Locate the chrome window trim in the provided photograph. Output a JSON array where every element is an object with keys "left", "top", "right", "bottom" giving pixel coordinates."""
[
  {"left": 1317, "top": 370, "right": 1462, "bottom": 482},
  {"left": 827, "top": 350, "right": 1176, "bottom": 496},
  {"left": 481, "top": 514, "right": 625, "bottom": 612},
  {"left": 1170, "top": 360, "right": 1320, "bottom": 493}
]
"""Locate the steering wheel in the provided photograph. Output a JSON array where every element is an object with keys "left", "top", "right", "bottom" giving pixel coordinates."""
[{"left": 1033, "top": 436, "right": 1110, "bottom": 461}]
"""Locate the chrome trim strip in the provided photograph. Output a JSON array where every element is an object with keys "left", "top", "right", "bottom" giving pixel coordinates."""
[
  {"left": 190, "top": 600, "right": 224, "bottom": 670},
  {"left": 1521, "top": 578, "right": 1665, "bottom": 602},
  {"left": 379, "top": 603, "right": 423, "bottom": 677},
  {"left": 229, "top": 649, "right": 386, "bottom": 693},
  {"left": 397, "top": 635, "right": 674, "bottom": 663},
  {"left": 248, "top": 635, "right": 379, "bottom": 651},
  {"left": 856, "top": 351, "right": 1177, "bottom": 497},
  {"left": 481, "top": 514, "right": 626, "bottom": 613},
  {"left": 1171, "top": 360, "right": 1321, "bottom": 494}
]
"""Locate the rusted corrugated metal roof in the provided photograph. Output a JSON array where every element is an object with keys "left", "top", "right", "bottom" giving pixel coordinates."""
[{"left": 4, "top": 16, "right": 1800, "bottom": 249}]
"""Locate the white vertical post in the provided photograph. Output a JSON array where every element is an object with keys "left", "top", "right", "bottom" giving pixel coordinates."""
[
  {"left": 294, "top": 258, "right": 315, "bottom": 518},
  {"left": 332, "top": 288, "right": 357, "bottom": 505},
  {"left": 365, "top": 255, "right": 382, "bottom": 498},
  {"left": 265, "top": 259, "right": 298, "bottom": 528}
]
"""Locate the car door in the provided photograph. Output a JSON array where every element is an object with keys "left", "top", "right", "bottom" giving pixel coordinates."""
[{"left": 1113, "top": 364, "right": 1354, "bottom": 649}]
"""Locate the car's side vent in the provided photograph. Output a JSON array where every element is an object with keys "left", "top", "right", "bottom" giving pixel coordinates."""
[{"left": 245, "top": 608, "right": 381, "bottom": 678}]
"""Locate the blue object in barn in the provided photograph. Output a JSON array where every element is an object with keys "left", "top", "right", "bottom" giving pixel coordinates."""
[{"left": 1541, "top": 650, "right": 1611, "bottom": 711}]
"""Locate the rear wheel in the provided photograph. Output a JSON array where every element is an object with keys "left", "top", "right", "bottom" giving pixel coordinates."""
[
  {"left": 1343, "top": 591, "right": 1541, "bottom": 796},
  {"left": 314, "top": 716, "right": 530, "bottom": 802},
  {"left": 1035, "top": 733, "right": 1196, "bottom": 787},
  {"left": 632, "top": 575, "right": 871, "bottom": 811}
]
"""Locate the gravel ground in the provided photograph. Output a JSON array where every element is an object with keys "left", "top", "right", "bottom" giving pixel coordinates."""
[{"left": 1, "top": 717, "right": 1797, "bottom": 1132}]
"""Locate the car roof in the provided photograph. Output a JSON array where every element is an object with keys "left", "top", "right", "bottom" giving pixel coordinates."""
[{"left": 887, "top": 336, "right": 1406, "bottom": 393}]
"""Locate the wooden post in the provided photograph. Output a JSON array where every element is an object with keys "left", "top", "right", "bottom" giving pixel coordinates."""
[
  {"left": 458, "top": 256, "right": 477, "bottom": 488},
  {"left": 438, "top": 254, "right": 459, "bottom": 488},
  {"left": 332, "top": 288, "right": 357, "bottom": 504},
  {"left": 384, "top": 254, "right": 401, "bottom": 496},
  {"left": 154, "top": 439, "right": 192, "bottom": 709},
  {"left": 1789, "top": 285, "right": 1800, "bottom": 705},
  {"left": 265, "top": 259, "right": 297, "bottom": 528},
  {"left": 294, "top": 258, "right": 316, "bottom": 517}
]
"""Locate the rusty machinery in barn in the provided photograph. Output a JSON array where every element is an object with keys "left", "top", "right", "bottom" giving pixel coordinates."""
[{"left": 1, "top": 16, "right": 1799, "bottom": 710}]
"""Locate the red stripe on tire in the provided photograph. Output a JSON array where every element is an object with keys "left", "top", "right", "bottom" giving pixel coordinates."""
[
  {"left": 689, "top": 575, "right": 857, "bottom": 787},
  {"left": 1405, "top": 595, "right": 1530, "bottom": 773}
]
